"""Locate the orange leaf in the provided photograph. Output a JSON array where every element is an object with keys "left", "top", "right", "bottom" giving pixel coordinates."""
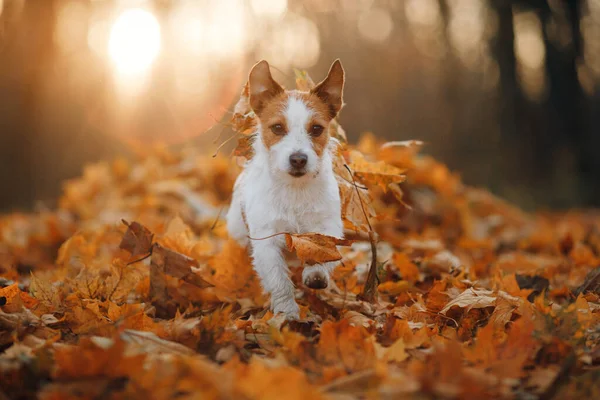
[
  {"left": 284, "top": 233, "right": 352, "bottom": 265},
  {"left": 348, "top": 150, "right": 406, "bottom": 192}
]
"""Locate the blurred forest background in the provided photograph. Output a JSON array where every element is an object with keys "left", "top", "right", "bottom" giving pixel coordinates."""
[{"left": 0, "top": 0, "right": 598, "bottom": 212}]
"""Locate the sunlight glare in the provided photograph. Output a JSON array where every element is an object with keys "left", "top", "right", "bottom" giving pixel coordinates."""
[
  {"left": 109, "top": 8, "right": 161, "bottom": 75},
  {"left": 54, "top": 1, "right": 88, "bottom": 53},
  {"left": 250, "top": 0, "right": 287, "bottom": 19}
]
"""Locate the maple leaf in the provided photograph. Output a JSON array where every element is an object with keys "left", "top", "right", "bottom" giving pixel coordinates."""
[
  {"left": 284, "top": 233, "right": 353, "bottom": 265},
  {"left": 347, "top": 150, "right": 407, "bottom": 192},
  {"left": 0, "top": 283, "right": 38, "bottom": 310}
]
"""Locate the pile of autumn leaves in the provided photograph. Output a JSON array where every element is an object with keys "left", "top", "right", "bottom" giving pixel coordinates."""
[{"left": 1, "top": 75, "right": 600, "bottom": 400}]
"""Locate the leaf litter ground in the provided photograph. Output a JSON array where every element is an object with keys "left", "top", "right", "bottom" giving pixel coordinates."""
[{"left": 1, "top": 75, "right": 600, "bottom": 400}]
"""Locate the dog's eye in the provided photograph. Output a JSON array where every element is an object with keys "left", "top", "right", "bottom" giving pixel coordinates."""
[
  {"left": 310, "top": 124, "right": 324, "bottom": 137},
  {"left": 270, "top": 124, "right": 286, "bottom": 135}
]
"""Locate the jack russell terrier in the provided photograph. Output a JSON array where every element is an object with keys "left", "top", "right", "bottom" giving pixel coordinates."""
[{"left": 227, "top": 60, "right": 345, "bottom": 319}]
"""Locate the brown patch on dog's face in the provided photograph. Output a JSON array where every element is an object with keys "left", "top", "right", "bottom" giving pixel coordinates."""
[{"left": 256, "top": 91, "right": 289, "bottom": 150}]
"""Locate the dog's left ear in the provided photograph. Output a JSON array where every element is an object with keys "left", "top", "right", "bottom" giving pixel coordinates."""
[{"left": 311, "top": 59, "right": 345, "bottom": 118}]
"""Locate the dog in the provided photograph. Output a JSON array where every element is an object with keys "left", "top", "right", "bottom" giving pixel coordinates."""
[{"left": 226, "top": 60, "right": 345, "bottom": 319}]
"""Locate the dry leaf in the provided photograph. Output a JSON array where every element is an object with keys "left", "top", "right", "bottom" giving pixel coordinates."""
[
  {"left": 284, "top": 233, "right": 352, "bottom": 265},
  {"left": 347, "top": 150, "right": 406, "bottom": 192},
  {"left": 120, "top": 220, "right": 154, "bottom": 258}
]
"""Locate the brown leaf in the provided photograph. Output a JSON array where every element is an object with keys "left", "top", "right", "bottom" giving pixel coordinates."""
[
  {"left": 234, "top": 134, "right": 255, "bottom": 160},
  {"left": 151, "top": 243, "right": 211, "bottom": 288},
  {"left": 231, "top": 83, "right": 257, "bottom": 135},
  {"left": 120, "top": 220, "right": 154, "bottom": 258},
  {"left": 284, "top": 233, "right": 352, "bottom": 265},
  {"left": 440, "top": 288, "right": 497, "bottom": 314}
]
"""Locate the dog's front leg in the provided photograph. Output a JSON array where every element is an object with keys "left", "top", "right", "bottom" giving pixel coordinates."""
[{"left": 250, "top": 237, "right": 299, "bottom": 319}]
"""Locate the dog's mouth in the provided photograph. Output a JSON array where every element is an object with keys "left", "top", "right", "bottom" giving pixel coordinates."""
[{"left": 288, "top": 169, "right": 307, "bottom": 178}]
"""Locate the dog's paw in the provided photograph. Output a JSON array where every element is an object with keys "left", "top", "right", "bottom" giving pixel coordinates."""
[
  {"left": 272, "top": 298, "right": 300, "bottom": 320},
  {"left": 303, "top": 269, "right": 329, "bottom": 289}
]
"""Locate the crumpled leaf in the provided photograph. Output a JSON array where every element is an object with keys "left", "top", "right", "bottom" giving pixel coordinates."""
[
  {"left": 347, "top": 150, "right": 406, "bottom": 192},
  {"left": 440, "top": 288, "right": 497, "bottom": 314},
  {"left": 284, "top": 233, "right": 352, "bottom": 265},
  {"left": 120, "top": 220, "right": 154, "bottom": 258},
  {"left": 231, "top": 83, "right": 257, "bottom": 135}
]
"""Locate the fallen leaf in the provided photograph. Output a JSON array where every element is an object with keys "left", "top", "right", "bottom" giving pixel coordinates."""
[
  {"left": 120, "top": 221, "right": 154, "bottom": 258},
  {"left": 347, "top": 150, "right": 406, "bottom": 192},
  {"left": 440, "top": 288, "right": 497, "bottom": 314}
]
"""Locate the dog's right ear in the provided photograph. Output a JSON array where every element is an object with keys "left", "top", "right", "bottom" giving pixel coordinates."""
[{"left": 248, "top": 60, "right": 284, "bottom": 114}]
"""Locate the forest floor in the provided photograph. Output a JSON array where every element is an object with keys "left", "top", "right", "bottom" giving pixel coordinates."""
[{"left": 1, "top": 74, "right": 599, "bottom": 400}]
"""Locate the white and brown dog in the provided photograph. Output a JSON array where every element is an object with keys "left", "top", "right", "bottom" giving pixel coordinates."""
[{"left": 227, "top": 60, "right": 345, "bottom": 319}]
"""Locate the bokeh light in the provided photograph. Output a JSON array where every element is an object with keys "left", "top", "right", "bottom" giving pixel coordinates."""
[
  {"left": 448, "top": 0, "right": 487, "bottom": 67},
  {"left": 258, "top": 13, "right": 320, "bottom": 68},
  {"left": 250, "top": 0, "right": 287, "bottom": 19},
  {"left": 203, "top": 0, "right": 247, "bottom": 57},
  {"left": 108, "top": 8, "right": 161, "bottom": 75},
  {"left": 513, "top": 10, "right": 547, "bottom": 100},
  {"left": 405, "top": 0, "right": 441, "bottom": 27},
  {"left": 358, "top": 7, "right": 393, "bottom": 43},
  {"left": 405, "top": 0, "right": 446, "bottom": 60},
  {"left": 582, "top": 0, "right": 600, "bottom": 80}
]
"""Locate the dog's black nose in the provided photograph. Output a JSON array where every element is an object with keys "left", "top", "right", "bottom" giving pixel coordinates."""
[{"left": 289, "top": 152, "right": 308, "bottom": 169}]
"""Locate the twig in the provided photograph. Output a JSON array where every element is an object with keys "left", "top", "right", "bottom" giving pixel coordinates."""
[
  {"left": 212, "top": 132, "right": 240, "bottom": 158},
  {"left": 362, "top": 232, "right": 379, "bottom": 303},
  {"left": 343, "top": 164, "right": 379, "bottom": 302},
  {"left": 573, "top": 266, "right": 600, "bottom": 298},
  {"left": 126, "top": 252, "right": 153, "bottom": 267},
  {"left": 211, "top": 205, "right": 227, "bottom": 231},
  {"left": 247, "top": 232, "right": 289, "bottom": 241}
]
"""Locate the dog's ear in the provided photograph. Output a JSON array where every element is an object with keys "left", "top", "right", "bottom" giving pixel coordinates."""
[
  {"left": 311, "top": 59, "right": 344, "bottom": 118},
  {"left": 248, "top": 60, "right": 284, "bottom": 114}
]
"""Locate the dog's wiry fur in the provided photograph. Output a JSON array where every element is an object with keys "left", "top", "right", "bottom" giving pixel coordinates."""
[{"left": 227, "top": 60, "right": 345, "bottom": 319}]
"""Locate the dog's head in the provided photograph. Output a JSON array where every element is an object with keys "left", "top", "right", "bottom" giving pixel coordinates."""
[{"left": 247, "top": 60, "right": 344, "bottom": 181}]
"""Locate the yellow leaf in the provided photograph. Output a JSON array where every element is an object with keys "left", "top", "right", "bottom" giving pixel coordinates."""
[{"left": 385, "top": 339, "right": 408, "bottom": 363}]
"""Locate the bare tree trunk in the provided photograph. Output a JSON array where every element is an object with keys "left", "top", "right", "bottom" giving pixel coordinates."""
[{"left": 0, "top": 1, "right": 56, "bottom": 211}]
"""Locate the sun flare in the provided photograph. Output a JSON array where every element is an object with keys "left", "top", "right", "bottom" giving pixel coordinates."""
[{"left": 109, "top": 8, "right": 161, "bottom": 75}]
